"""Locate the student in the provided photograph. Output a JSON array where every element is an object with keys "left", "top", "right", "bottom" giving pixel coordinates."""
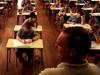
[
  {"left": 67, "top": 8, "right": 85, "bottom": 25},
  {"left": 92, "top": 25, "right": 100, "bottom": 44},
  {"left": 22, "top": 1, "right": 34, "bottom": 20},
  {"left": 91, "top": 2, "right": 100, "bottom": 24},
  {"left": 91, "top": 2, "right": 100, "bottom": 13},
  {"left": 51, "top": 0, "right": 62, "bottom": 21},
  {"left": 58, "top": 2, "right": 69, "bottom": 28},
  {"left": 22, "top": 11, "right": 37, "bottom": 28},
  {"left": 84, "top": 0, "right": 93, "bottom": 7},
  {"left": 39, "top": 27, "right": 100, "bottom": 75},
  {"left": 16, "top": 20, "right": 40, "bottom": 67}
]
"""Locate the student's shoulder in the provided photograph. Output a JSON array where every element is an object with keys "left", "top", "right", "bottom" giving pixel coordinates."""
[
  {"left": 87, "top": 63, "right": 100, "bottom": 75},
  {"left": 39, "top": 67, "right": 64, "bottom": 75}
]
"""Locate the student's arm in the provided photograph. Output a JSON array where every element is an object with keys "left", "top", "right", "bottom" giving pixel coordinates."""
[
  {"left": 22, "top": 19, "right": 28, "bottom": 26},
  {"left": 16, "top": 35, "right": 25, "bottom": 43},
  {"left": 32, "top": 32, "right": 40, "bottom": 41},
  {"left": 16, "top": 29, "right": 25, "bottom": 43},
  {"left": 81, "top": 15, "right": 85, "bottom": 25},
  {"left": 34, "top": 18, "right": 38, "bottom": 28}
]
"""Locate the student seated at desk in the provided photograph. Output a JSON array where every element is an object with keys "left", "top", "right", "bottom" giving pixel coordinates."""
[
  {"left": 92, "top": 25, "right": 100, "bottom": 44},
  {"left": 22, "top": 11, "right": 37, "bottom": 28},
  {"left": 16, "top": 20, "right": 40, "bottom": 67},
  {"left": 59, "top": 2, "right": 69, "bottom": 28},
  {"left": 22, "top": 1, "right": 34, "bottom": 20},
  {"left": 67, "top": 8, "right": 85, "bottom": 25},
  {"left": 84, "top": 0, "right": 93, "bottom": 7},
  {"left": 91, "top": 2, "right": 100, "bottom": 24},
  {"left": 51, "top": 0, "right": 62, "bottom": 21}
]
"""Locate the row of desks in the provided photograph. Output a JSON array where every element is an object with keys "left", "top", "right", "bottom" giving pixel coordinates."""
[
  {"left": 58, "top": 12, "right": 100, "bottom": 17},
  {"left": 8, "top": 0, "right": 41, "bottom": 69}
]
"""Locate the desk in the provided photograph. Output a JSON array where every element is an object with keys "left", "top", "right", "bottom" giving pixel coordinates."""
[
  {"left": 63, "top": 23, "right": 91, "bottom": 30},
  {"left": 14, "top": 25, "right": 43, "bottom": 38},
  {"left": 82, "top": 8, "right": 93, "bottom": 11},
  {"left": 17, "top": 11, "right": 37, "bottom": 24},
  {"left": 31, "top": 3, "right": 35, "bottom": 6},
  {"left": 91, "top": 41, "right": 100, "bottom": 50},
  {"left": 91, "top": 0, "right": 99, "bottom": 1},
  {"left": 50, "top": 7, "right": 63, "bottom": 11},
  {"left": 0, "top": 2, "right": 7, "bottom": 5},
  {"left": 0, "top": 6, "right": 4, "bottom": 10},
  {"left": 6, "top": 39, "right": 44, "bottom": 70},
  {"left": 90, "top": 13, "right": 100, "bottom": 16},
  {"left": 75, "top": 3, "right": 85, "bottom": 6},
  {"left": 66, "top": 13, "right": 77, "bottom": 16}
]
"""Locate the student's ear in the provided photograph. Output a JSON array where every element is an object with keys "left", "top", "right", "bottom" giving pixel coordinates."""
[{"left": 69, "top": 48, "right": 76, "bottom": 56}]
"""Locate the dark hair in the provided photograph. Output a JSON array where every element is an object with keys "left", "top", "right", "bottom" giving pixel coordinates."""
[
  {"left": 77, "top": 7, "right": 84, "bottom": 16},
  {"left": 63, "top": 27, "right": 91, "bottom": 56},
  {"left": 69, "top": 1, "right": 76, "bottom": 9},
  {"left": 92, "top": 25, "right": 100, "bottom": 33},
  {"left": 29, "top": 12, "right": 36, "bottom": 18}
]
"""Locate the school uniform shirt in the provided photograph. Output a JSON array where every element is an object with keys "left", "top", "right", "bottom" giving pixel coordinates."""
[
  {"left": 17, "top": 27, "right": 36, "bottom": 39},
  {"left": 24, "top": 5, "right": 33, "bottom": 11}
]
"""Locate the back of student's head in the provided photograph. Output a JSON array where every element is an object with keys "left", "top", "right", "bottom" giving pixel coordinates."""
[
  {"left": 29, "top": 11, "right": 36, "bottom": 18},
  {"left": 63, "top": 27, "right": 91, "bottom": 56},
  {"left": 25, "top": 21, "right": 32, "bottom": 29},
  {"left": 69, "top": 1, "right": 76, "bottom": 9}
]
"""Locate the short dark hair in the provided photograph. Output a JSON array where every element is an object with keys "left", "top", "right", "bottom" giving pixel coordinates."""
[
  {"left": 63, "top": 27, "right": 91, "bottom": 56},
  {"left": 29, "top": 12, "right": 36, "bottom": 18}
]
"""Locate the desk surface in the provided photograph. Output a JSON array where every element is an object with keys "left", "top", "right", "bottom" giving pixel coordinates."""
[
  {"left": 50, "top": 7, "right": 63, "bottom": 11},
  {"left": 17, "top": 11, "right": 37, "bottom": 16},
  {"left": 91, "top": 41, "right": 100, "bottom": 50},
  {"left": 6, "top": 39, "right": 43, "bottom": 48},
  {"left": 64, "top": 23, "right": 91, "bottom": 30},
  {"left": 0, "top": 7, "right": 4, "bottom": 10},
  {"left": 66, "top": 13, "right": 77, "bottom": 16},
  {"left": 91, "top": 0, "right": 99, "bottom": 1},
  {"left": 82, "top": 8, "right": 93, "bottom": 10},
  {"left": 75, "top": 3, "right": 85, "bottom": 6},
  {"left": 14, "top": 25, "right": 42, "bottom": 32},
  {"left": 90, "top": 13, "right": 100, "bottom": 16},
  {"left": 31, "top": 3, "right": 35, "bottom": 5},
  {"left": 0, "top": 2, "right": 7, "bottom": 4}
]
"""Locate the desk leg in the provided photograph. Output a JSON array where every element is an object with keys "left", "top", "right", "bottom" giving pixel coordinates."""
[
  {"left": 40, "top": 49, "right": 44, "bottom": 70},
  {"left": 17, "top": 15, "right": 19, "bottom": 25},
  {"left": 40, "top": 32, "right": 42, "bottom": 39},
  {"left": 7, "top": 48, "right": 11, "bottom": 71}
]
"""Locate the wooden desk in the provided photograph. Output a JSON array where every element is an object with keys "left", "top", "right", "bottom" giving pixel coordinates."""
[
  {"left": 14, "top": 25, "right": 43, "bottom": 38},
  {"left": 0, "top": 2, "right": 7, "bottom": 5},
  {"left": 63, "top": 23, "right": 91, "bottom": 30},
  {"left": 75, "top": 3, "right": 85, "bottom": 6},
  {"left": 6, "top": 39, "right": 44, "bottom": 70},
  {"left": 66, "top": 13, "right": 77, "bottom": 16},
  {"left": 50, "top": 7, "right": 63, "bottom": 11},
  {"left": 90, "top": 13, "right": 100, "bottom": 16},
  {"left": 70, "top": 0, "right": 77, "bottom": 1},
  {"left": 82, "top": 8, "right": 93, "bottom": 11},
  {"left": 31, "top": 3, "right": 35, "bottom": 6},
  {"left": 0, "top": 6, "right": 4, "bottom": 10},
  {"left": 91, "top": 41, "right": 100, "bottom": 50},
  {"left": 17, "top": 11, "right": 37, "bottom": 24},
  {"left": 91, "top": 0, "right": 99, "bottom": 1}
]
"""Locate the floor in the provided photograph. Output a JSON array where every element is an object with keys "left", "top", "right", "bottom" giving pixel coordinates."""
[{"left": 0, "top": 0, "right": 61, "bottom": 75}]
